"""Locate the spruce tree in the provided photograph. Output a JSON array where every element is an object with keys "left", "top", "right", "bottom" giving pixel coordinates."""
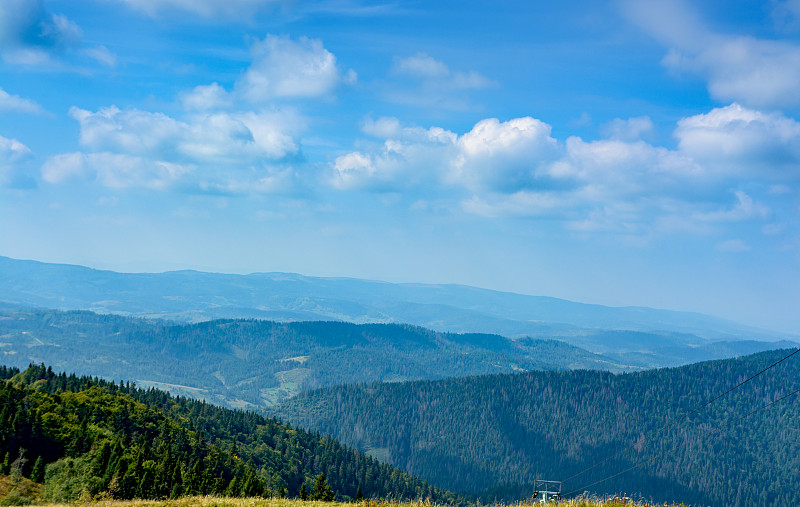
[
  {"left": 31, "top": 456, "right": 44, "bottom": 483},
  {"left": 0, "top": 452, "right": 10, "bottom": 475}
]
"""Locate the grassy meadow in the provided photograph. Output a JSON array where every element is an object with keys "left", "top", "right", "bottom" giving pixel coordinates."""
[{"left": 14, "top": 497, "right": 693, "bottom": 507}]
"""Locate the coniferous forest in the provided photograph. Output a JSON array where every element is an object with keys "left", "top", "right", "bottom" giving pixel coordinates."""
[
  {"left": 0, "top": 364, "right": 460, "bottom": 505},
  {"left": 272, "top": 349, "right": 800, "bottom": 506}
]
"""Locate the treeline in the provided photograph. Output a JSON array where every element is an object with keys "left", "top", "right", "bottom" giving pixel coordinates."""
[
  {"left": 0, "top": 307, "right": 629, "bottom": 408},
  {"left": 273, "top": 349, "right": 800, "bottom": 506},
  {"left": 0, "top": 364, "right": 460, "bottom": 504}
]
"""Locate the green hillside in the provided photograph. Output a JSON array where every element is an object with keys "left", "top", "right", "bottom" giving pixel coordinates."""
[
  {"left": 272, "top": 349, "right": 800, "bottom": 506},
  {"left": 0, "top": 307, "right": 636, "bottom": 408},
  {"left": 0, "top": 364, "right": 459, "bottom": 505}
]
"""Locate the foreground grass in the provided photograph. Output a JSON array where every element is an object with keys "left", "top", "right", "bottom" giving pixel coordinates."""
[{"left": 30, "top": 497, "right": 691, "bottom": 507}]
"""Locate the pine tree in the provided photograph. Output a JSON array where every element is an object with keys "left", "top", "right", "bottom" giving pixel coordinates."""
[
  {"left": 356, "top": 486, "right": 363, "bottom": 500},
  {"left": 300, "top": 482, "right": 308, "bottom": 500},
  {"left": 0, "top": 452, "right": 10, "bottom": 475},
  {"left": 31, "top": 456, "right": 44, "bottom": 483}
]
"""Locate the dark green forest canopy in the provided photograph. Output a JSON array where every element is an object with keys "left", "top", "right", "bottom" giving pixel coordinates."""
[
  {"left": 0, "top": 307, "right": 639, "bottom": 408},
  {"left": 273, "top": 349, "right": 800, "bottom": 507},
  {"left": 0, "top": 363, "right": 461, "bottom": 504}
]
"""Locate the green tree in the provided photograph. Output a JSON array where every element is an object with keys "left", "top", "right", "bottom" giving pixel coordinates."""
[{"left": 30, "top": 456, "right": 44, "bottom": 483}]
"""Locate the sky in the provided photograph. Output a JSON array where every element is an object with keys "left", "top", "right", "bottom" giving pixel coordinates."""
[{"left": 1, "top": 0, "right": 799, "bottom": 333}]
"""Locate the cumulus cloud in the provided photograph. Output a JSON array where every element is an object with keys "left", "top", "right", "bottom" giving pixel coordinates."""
[
  {"left": 0, "top": 87, "right": 45, "bottom": 114},
  {"left": 331, "top": 120, "right": 456, "bottom": 190},
  {"left": 44, "top": 105, "right": 304, "bottom": 192},
  {"left": 0, "top": 0, "right": 82, "bottom": 65},
  {"left": 674, "top": 103, "right": 800, "bottom": 177},
  {"left": 237, "top": 35, "right": 354, "bottom": 102},
  {"left": 70, "top": 105, "right": 299, "bottom": 163},
  {"left": 450, "top": 117, "right": 559, "bottom": 192},
  {"left": 623, "top": 0, "right": 800, "bottom": 109},
  {"left": 113, "top": 0, "right": 284, "bottom": 19},
  {"left": 328, "top": 108, "right": 794, "bottom": 237},
  {"left": 331, "top": 116, "right": 560, "bottom": 192},
  {"left": 547, "top": 137, "right": 701, "bottom": 196}
]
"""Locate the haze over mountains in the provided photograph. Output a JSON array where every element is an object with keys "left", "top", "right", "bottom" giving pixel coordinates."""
[
  {"left": 1, "top": 256, "right": 794, "bottom": 372},
  {"left": 2, "top": 255, "right": 799, "bottom": 506}
]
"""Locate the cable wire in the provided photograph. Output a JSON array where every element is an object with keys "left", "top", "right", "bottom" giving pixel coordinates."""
[
  {"left": 561, "top": 347, "right": 800, "bottom": 485},
  {"left": 564, "top": 385, "right": 800, "bottom": 497}
]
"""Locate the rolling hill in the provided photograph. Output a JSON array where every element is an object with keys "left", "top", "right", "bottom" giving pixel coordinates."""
[
  {"left": 0, "top": 363, "right": 460, "bottom": 505},
  {"left": 0, "top": 306, "right": 636, "bottom": 408}
]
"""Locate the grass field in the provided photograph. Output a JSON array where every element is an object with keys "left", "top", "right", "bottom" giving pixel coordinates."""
[{"left": 21, "top": 497, "right": 691, "bottom": 507}]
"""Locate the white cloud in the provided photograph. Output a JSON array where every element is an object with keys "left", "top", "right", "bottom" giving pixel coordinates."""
[
  {"left": 0, "top": 135, "right": 32, "bottom": 185},
  {"left": 675, "top": 103, "right": 800, "bottom": 177},
  {"left": 386, "top": 53, "right": 495, "bottom": 109},
  {"left": 0, "top": 135, "right": 31, "bottom": 162},
  {"left": 180, "top": 83, "right": 233, "bottom": 111},
  {"left": 546, "top": 137, "right": 701, "bottom": 197},
  {"left": 450, "top": 117, "right": 559, "bottom": 192},
  {"left": 693, "top": 190, "right": 771, "bottom": 222},
  {"left": 0, "top": 0, "right": 82, "bottom": 65},
  {"left": 393, "top": 53, "right": 450, "bottom": 79},
  {"left": 330, "top": 121, "right": 456, "bottom": 190},
  {"left": 84, "top": 45, "right": 117, "bottom": 67},
  {"left": 113, "top": 0, "right": 284, "bottom": 19},
  {"left": 623, "top": 0, "right": 800, "bottom": 109},
  {"left": 332, "top": 116, "right": 559, "bottom": 192},
  {"left": 392, "top": 53, "right": 494, "bottom": 90},
  {"left": 600, "top": 116, "right": 655, "bottom": 141},
  {"left": 70, "top": 105, "right": 299, "bottom": 163},
  {"left": 41, "top": 152, "right": 88, "bottom": 183},
  {"left": 237, "top": 35, "right": 353, "bottom": 102},
  {"left": 0, "top": 87, "right": 45, "bottom": 114},
  {"left": 42, "top": 152, "right": 192, "bottom": 190},
  {"left": 48, "top": 105, "right": 304, "bottom": 193}
]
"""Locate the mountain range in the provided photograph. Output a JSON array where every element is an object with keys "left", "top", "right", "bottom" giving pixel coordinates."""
[{"left": 1, "top": 256, "right": 794, "bottom": 370}]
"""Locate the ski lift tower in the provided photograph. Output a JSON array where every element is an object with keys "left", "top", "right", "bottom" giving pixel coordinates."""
[{"left": 532, "top": 480, "right": 562, "bottom": 503}]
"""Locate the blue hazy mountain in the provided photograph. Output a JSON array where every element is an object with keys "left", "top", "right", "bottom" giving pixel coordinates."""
[{"left": 0, "top": 256, "right": 793, "bottom": 368}]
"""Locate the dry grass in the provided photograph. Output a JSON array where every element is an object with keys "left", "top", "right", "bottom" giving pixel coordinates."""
[{"left": 28, "top": 496, "right": 690, "bottom": 507}]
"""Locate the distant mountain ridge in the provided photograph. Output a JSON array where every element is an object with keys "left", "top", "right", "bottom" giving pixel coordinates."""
[{"left": 0, "top": 256, "right": 788, "bottom": 346}]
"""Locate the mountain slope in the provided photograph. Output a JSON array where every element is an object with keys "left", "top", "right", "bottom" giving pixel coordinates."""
[
  {"left": 0, "top": 364, "right": 459, "bottom": 504},
  {"left": 272, "top": 349, "right": 800, "bottom": 506},
  {"left": 0, "top": 307, "right": 634, "bottom": 408}
]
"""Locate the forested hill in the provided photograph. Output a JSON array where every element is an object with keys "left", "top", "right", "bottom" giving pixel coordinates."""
[
  {"left": 0, "top": 307, "right": 635, "bottom": 408},
  {"left": 272, "top": 349, "right": 800, "bottom": 506},
  {"left": 0, "top": 364, "right": 460, "bottom": 505}
]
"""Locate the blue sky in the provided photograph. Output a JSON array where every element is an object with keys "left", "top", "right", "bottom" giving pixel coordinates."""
[{"left": 1, "top": 0, "right": 799, "bottom": 333}]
